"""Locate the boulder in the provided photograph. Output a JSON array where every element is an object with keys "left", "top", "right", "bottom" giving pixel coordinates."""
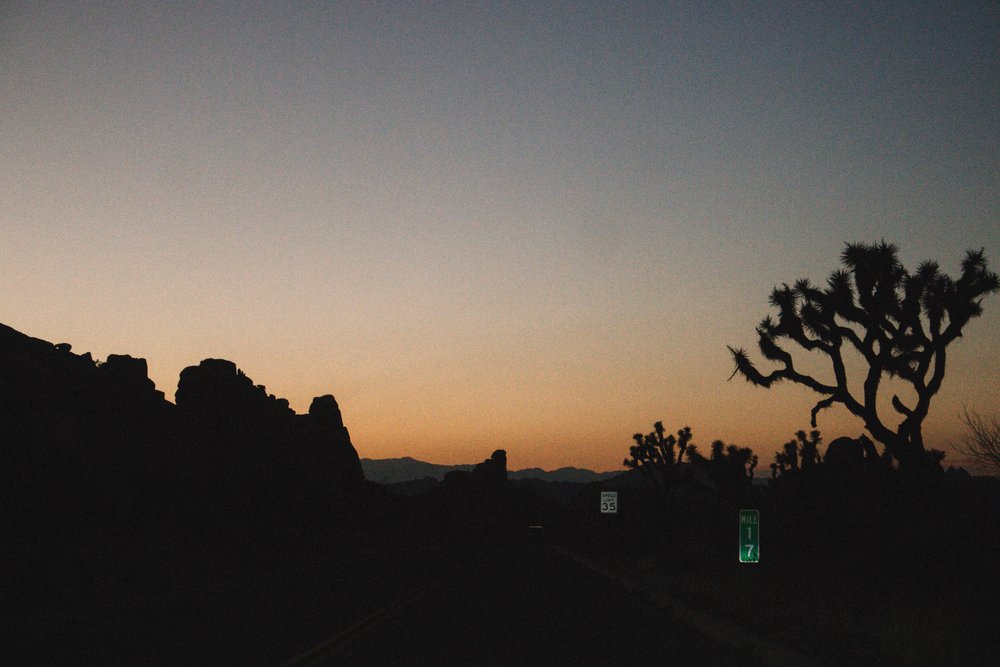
[
  {"left": 99, "top": 354, "right": 163, "bottom": 402},
  {"left": 473, "top": 449, "right": 508, "bottom": 484},
  {"left": 175, "top": 359, "right": 292, "bottom": 425},
  {"left": 309, "top": 394, "right": 345, "bottom": 426},
  {"left": 302, "top": 394, "right": 363, "bottom": 485},
  {"left": 825, "top": 434, "right": 878, "bottom": 468}
]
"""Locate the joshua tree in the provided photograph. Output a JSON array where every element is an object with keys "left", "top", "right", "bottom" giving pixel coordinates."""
[
  {"left": 700, "top": 440, "right": 758, "bottom": 497},
  {"left": 710, "top": 439, "right": 725, "bottom": 461},
  {"left": 723, "top": 444, "right": 758, "bottom": 480},
  {"left": 685, "top": 443, "right": 706, "bottom": 464},
  {"left": 728, "top": 242, "right": 998, "bottom": 470},
  {"left": 795, "top": 430, "right": 823, "bottom": 469},
  {"left": 623, "top": 421, "right": 693, "bottom": 486},
  {"left": 780, "top": 439, "right": 799, "bottom": 472},
  {"left": 772, "top": 431, "right": 822, "bottom": 477}
]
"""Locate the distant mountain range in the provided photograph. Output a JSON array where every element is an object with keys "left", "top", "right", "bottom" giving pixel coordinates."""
[{"left": 360, "top": 456, "right": 623, "bottom": 485}]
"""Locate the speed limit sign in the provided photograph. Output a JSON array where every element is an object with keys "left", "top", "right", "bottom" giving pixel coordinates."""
[{"left": 600, "top": 491, "right": 618, "bottom": 514}]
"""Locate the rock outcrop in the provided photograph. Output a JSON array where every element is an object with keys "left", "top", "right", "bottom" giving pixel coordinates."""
[
  {"left": 824, "top": 434, "right": 879, "bottom": 468},
  {"left": 99, "top": 354, "right": 165, "bottom": 403},
  {"left": 473, "top": 449, "right": 508, "bottom": 484},
  {"left": 1, "top": 321, "right": 366, "bottom": 554},
  {"left": 176, "top": 358, "right": 294, "bottom": 428},
  {"left": 301, "top": 394, "right": 364, "bottom": 485}
]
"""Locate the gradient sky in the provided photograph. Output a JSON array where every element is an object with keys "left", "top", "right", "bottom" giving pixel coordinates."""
[{"left": 3, "top": 2, "right": 998, "bottom": 472}]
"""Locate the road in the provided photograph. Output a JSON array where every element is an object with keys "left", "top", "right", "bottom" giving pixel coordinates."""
[
  {"left": 7, "top": 542, "right": 761, "bottom": 665},
  {"left": 5, "top": 545, "right": 455, "bottom": 665},
  {"left": 290, "top": 543, "right": 759, "bottom": 666}
]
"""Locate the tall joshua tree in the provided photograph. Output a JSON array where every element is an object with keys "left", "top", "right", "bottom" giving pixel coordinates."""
[{"left": 728, "top": 241, "right": 998, "bottom": 470}]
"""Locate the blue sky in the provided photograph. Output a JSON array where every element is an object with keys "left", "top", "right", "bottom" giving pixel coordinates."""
[{"left": 3, "top": 1, "right": 998, "bottom": 470}]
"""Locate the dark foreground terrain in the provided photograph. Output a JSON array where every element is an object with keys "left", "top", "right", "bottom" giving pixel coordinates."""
[
  {"left": 7, "top": 480, "right": 998, "bottom": 667},
  {"left": 4, "top": 321, "right": 999, "bottom": 666},
  {"left": 6, "top": 540, "right": 757, "bottom": 666},
  {"left": 293, "top": 543, "right": 757, "bottom": 666}
]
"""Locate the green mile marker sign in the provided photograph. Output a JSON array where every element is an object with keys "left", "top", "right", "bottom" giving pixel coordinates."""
[{"left": 739, "top": 509, "right": 760, "bottom": 563}]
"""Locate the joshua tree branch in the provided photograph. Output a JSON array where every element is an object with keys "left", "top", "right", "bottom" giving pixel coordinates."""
[
  {"left": 892, "top": 395, "right": 914, "bottom": 417},
  {"left": 918, "top": 345, "right": 948, "bottom": 416},
  {"left": 810, "top": 395, "right": 838, "bottom": 427},
  {"left": 834, "top": 324, "right": 868, "bottom": 359}
]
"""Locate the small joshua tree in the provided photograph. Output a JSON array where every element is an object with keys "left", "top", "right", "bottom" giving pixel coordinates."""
[
  {"left": 623, "top": 421, "right": 693, "bottom": 487},
  {"left": 772, "top": 430, "right": 822, "bottom": 477},
  {"left": 702, "top": 441, "right": 758, "bottom": 498},
  {"left": 728, "top": 242, "right": 998, "bottom": 471},
  {"left": 777, "top": 439, "right": 799, "bottom": 473},
  {"left": 795, "top": 430, "right": 823, "bottom": 469},
  {"left": 722, "top": 443, "right": 758, "bottom": 481}
]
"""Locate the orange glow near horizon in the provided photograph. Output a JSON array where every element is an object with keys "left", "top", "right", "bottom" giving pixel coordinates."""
[
  {"left": 3, "top": 4, "right": 998, "bottom": 475},
  {"left": 9, "top": 308, "right": 994, "bottom": 475}
]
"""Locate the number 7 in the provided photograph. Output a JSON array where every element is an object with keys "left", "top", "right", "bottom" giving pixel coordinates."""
[{"left": 745, "top": 544, "right": 754, "bottom": 560}]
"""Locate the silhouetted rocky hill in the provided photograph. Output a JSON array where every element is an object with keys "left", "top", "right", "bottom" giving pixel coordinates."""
[
  {"left": 361, "top": 456, "right": 621, "bottom": 484},
  {"left": 509, "top": 466, "right": 622, "bottom": 483},
  {"left": 0, "top": 321, "right": 365, "bottom": 575},
  {"left": 361, "top": 456, "right": 474, "bottom": 484}
]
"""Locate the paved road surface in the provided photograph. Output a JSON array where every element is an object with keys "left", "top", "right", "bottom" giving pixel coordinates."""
[
  {"left": 8, "top": 542, "right": 761, "bottom": 665},
  {"left": 293, "top": 543, "right": 759, "bottom": 666},
  {"left": 5, "top": 546, "right": 455, "bottom": 665}
]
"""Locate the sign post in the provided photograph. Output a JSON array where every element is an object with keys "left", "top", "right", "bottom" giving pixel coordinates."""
[
  {"left": 600, "top": 491, "right": 618, "bottom": 514},
  {"left": 739, "top": 509, "right": 759, "bottom": 563}
]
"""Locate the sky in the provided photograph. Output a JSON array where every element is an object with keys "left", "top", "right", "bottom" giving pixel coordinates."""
[{"left": 3, "top": 1, "right": 998, "bottom": 472}]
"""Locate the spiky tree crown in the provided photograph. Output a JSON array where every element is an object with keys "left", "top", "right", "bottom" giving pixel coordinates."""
[
  {"left": 728, "top": 241, "right": 998, "bottom": 460},
  {"left": 623, "top": 422, "right": 693, "bottom": 477}
]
